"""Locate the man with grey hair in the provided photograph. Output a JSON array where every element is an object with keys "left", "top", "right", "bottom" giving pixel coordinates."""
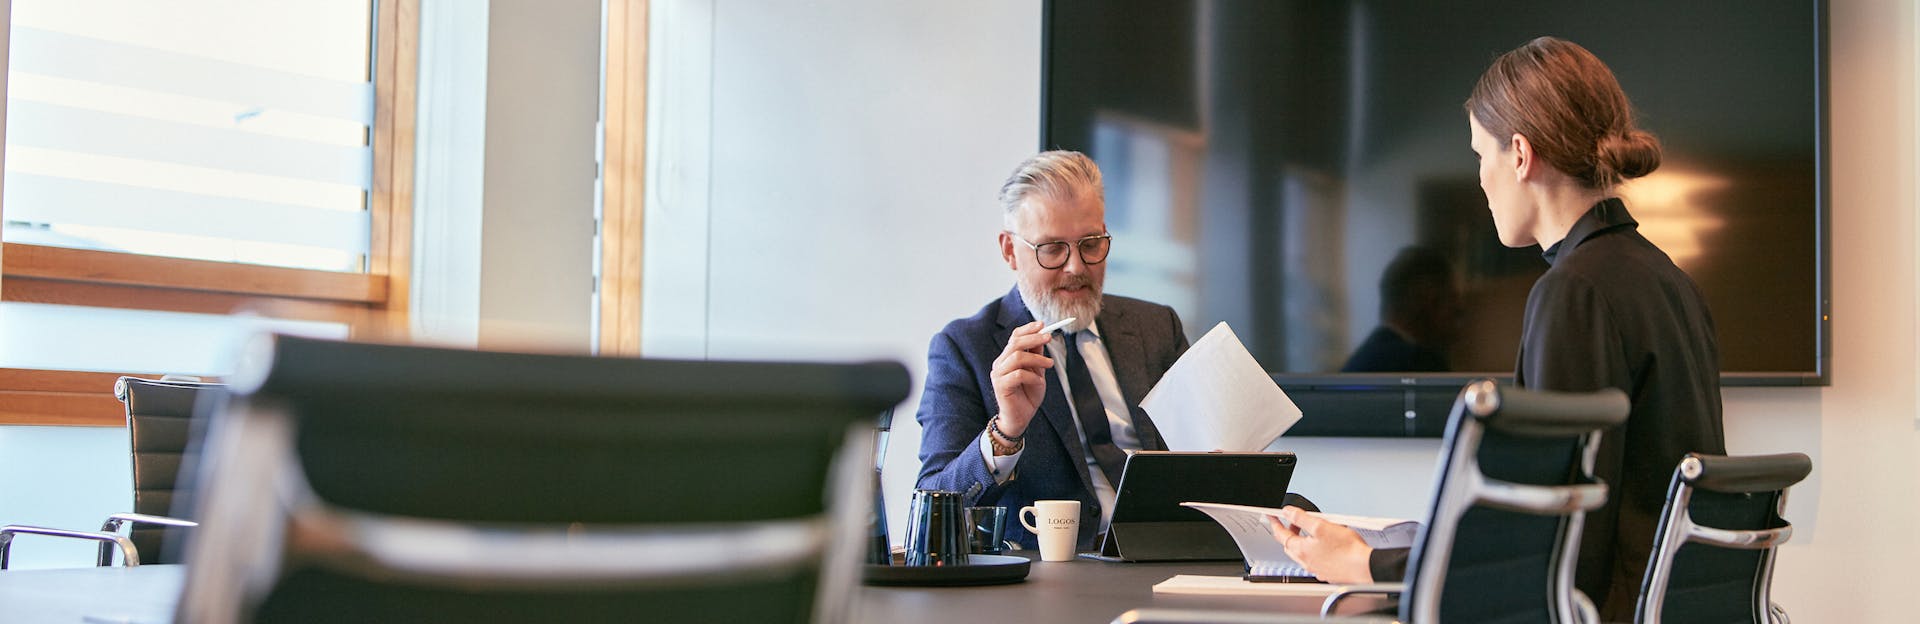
[{"left": 915, "top": 150, "right": 1189, "bottom": 551}]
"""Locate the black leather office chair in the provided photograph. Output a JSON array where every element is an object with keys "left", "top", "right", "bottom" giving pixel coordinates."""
[
  {"left": 0, "top": 377, "right": 222, "bottom": 568},
  {"left": 112, "top": 377, "right": 225, "bottom": 564},
  {"left": 1378, "top": 379, "right": 1626, "bottom": 623},
  {"left": 1115, "top": 379, "right": 1628, "bottom": 624},
  {"left": 174, "top": 334, "right": 909, "bottom": 623},
  {"left": 1633, "top": 452, "right": 1810, "bottom": 624}
]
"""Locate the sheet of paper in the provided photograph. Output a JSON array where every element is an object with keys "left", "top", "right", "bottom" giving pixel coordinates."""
[
  {"left": 1141, "top": 322, "right": 1301, "bottom": 451},
  {"left": 1183, "top": 502, "right": 1421, "bottom": 550},
  {"left": 1151, "top": 574, "right": 1343, "bottom": 597},
  {"left": 1179, "top": 502, "right": 1307, "bottom": 577}
]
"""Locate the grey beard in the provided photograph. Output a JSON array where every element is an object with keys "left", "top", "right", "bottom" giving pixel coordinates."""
[{"left": 1018, "top": 279, "right": 1102, "bottom": 334}]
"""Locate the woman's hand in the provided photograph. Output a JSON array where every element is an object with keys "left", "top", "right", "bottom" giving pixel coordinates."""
[{"left": 1268, "top": 506, "right": 1375, "bottom": 584}]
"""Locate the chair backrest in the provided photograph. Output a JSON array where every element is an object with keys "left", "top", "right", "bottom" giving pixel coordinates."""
[
  {"left": 114, "top": 376, "right": 227, "bottom": 564},
  {"left": 1634, "top": 452, "right": 1810, "bottom": 624},
  {"left": 175, "top": 334, "right": 907, "bottom": 623},
  {"left": 1399, "top": 379, "right": 1629, "bottom": 623}
]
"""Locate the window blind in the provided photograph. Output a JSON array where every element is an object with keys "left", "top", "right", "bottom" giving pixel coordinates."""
[{"left": 2, "top": 0, "right": 376, "bottom": 272}]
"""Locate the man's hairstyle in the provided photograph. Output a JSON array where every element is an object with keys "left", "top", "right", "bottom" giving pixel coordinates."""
[
  {"left": 1379, "top": 246, "right": 1455, "bottom": 318},
  {"left": 997, "top": 150, "right": 1104, "bottom": 232}
]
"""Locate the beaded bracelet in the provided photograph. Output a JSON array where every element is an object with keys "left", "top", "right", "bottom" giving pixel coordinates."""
[
  {"left": 987, "top": 417, "right": 1024, "bottom": 455},
  {"left": 989, "top": 416, "right": 1025, "bottom": 442}
]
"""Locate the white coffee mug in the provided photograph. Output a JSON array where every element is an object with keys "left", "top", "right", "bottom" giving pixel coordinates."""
[{"left": 1019, "top": 499, "right": 1082, "bottom": 562}]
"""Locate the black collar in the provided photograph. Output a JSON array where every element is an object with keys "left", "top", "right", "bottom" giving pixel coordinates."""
[{"left": 1541, "top": 197, "right": 1639, "bottom": 266}]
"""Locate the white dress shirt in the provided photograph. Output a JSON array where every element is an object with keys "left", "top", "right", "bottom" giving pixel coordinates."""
[{"left": 980, "top": 321, "right": 1142, "bottom": 532}]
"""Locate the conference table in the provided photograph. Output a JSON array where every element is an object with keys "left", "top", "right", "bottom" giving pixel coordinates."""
[
  {"left": 0, "top": 553, "right": 1391, "bottom": 623},
  {"left": 859, "top": 552, "right": 1396, "bottom": 622}
]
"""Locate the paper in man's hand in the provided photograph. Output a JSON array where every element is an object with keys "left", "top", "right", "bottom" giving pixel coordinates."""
[{"left": 1141, "top": 322, "right": 1301, "bottom": 451}]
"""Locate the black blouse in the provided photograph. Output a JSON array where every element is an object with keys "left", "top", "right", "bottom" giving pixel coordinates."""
[{"left": 1517, "top": 197, "right": 1726, "bottom": 618}]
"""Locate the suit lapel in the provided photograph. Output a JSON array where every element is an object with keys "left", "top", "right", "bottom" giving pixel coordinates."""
[
  {"left": 991, "top": 288, "right": 1026, "bottom": 356},
  {"left": 998, "top": 288, "right": 1096, "bottom": 495},
  {"left": 1098, "top": 302, "right": 1147, "bottom": 405},
  {"left": 1097, "top": 302, "right": 1168, "bottom": 450}
]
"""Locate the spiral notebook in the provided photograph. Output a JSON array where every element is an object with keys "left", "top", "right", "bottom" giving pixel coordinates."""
[
  {"left": 1181, "top": 502, "right": 1421, "bottom": 582},
  {"left": 1152, "top": 574, "right": 1346, "bottom": 596}
]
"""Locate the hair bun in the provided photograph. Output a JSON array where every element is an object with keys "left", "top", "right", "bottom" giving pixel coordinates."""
[{"left": 1596, "top": 130, "right": 1662, "bottom": 183}]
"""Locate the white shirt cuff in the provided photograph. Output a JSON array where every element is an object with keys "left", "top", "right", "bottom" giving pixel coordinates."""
[{"left": 980, "top": 429, "right": 1022, "bottom": 484}]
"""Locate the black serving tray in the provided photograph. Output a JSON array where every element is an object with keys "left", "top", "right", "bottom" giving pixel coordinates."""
[{"left": 862, "top": 554, "right": 1032, "bottom": 587}]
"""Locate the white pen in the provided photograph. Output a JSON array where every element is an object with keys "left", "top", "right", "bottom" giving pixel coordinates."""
[{"left": 1039, "top": 317, "right": 1077, "bottom": 335}]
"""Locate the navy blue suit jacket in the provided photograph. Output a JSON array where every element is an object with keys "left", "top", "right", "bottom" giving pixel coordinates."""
[{"left": 914, "top": 287, "right": 1188, "bottom": 550}]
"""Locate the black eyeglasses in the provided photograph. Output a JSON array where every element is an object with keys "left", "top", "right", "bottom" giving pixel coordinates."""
[{"left": 1010, "top": 233, "right": 1112, "bottom": 270}]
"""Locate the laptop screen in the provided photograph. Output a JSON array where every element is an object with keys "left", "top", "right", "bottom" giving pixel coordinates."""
[{"left": 1109, "top": 451, "right": 1298, "bottom": 523}]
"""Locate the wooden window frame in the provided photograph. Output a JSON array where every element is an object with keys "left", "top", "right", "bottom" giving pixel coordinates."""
[
  {"left": 0, "top": 368, "right": 134, "bottom": 426},
  {"left": 599, "top": 0, "right": 647, "bottom": 356},
  {"left": 0, "top": 0, "right": 419, "bottom": 425}
]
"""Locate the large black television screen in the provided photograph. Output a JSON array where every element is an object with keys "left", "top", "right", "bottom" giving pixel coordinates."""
[{"left": 1043, "top": 1, "right": 1829, "bottom": 434}]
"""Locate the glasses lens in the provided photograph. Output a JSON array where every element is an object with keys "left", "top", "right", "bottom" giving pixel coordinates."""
[
  {"left": 1079, "top": 236, "right": 1111, "bottom": 264},
  {"left": 1036, "top": 241, "right": 1071, "bottom": 269}
]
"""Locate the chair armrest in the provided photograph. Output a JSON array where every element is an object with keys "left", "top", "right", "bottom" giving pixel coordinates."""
[
  {"left": 290, "top": 503, "right": 831, "bottom": 586},
  {"left": 1573, "top": 588, "right": 1598, "bottom": 624},
  {"left": 1685, "top": 453, "right": 1812, "bottom": 493},
  {"left": 0, "top": 525, "right": 140, "bottom": 569},
  {"left": 1113, "top": 608, "right": 1393, "bottom": 624},
  {"left": 1321, "top": 583, "right": 1404, "bottom": 618},
  {"left": 96, "top": 512, "right": 198, "bottom": 566},
  {"left": 1691, "top": 523, "right": 1793, "bottom": 550},
  {"left": 100, "top": 512, "right": 200, "bottom": 533},
  {"left": 1478, "top": 479, "right": 1609, "bottom": 515}
]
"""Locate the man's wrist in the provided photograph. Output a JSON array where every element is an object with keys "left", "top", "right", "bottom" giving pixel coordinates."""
[
  {"left": 990, "top": 415, "right": 1025, "bottom": 441},
  {"left": 987, "top": 416, "right": 1025, "bottom": 455},
  {"left": 998, "top": 421, "right": 1027, "bottom": 440}
]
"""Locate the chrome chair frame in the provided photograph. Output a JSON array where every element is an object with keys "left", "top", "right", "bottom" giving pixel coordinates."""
[
  {"left": 0, "top": 526, "right": 140, "bottom": 569},
  {"left": 1633, "top": 452, "right": 1809, "bottom": 624}
]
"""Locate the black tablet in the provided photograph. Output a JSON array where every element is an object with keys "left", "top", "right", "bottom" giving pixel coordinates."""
[{"left": 1089, "top": 451, "right": 1298, "bottom": 562}]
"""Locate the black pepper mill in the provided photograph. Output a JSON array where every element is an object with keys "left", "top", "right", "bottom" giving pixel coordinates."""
[{"left": 867, "top": 408, "right": 893, "bottom": 565}]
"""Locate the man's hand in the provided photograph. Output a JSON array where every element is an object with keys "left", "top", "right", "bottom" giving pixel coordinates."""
[
  {"left": 1268, "top": 506, "right": 1374, "bottom": 584},
  {"left": 990, "top": 321, "right": 1055, "bottom": 443}
]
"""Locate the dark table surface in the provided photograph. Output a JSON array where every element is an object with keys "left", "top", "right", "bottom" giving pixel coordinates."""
[
  {"left": 854, "top": 551, "right": 1388, "bottom": 623},
  {"left": 0, "top": 553, "right": 1386, "bottom": 623}
]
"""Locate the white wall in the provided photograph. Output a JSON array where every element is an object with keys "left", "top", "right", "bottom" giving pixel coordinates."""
[
  {"left": 642, "top": 0, "right": 1042, "bottom": 538},
  {"left": 1754, "top": 2, "right": 1920, "bottom": 620},
  {"left": 411, "top": 0, "right": 601, "bottom": 352},
  {"left": 474, "top": 0, "right": 600, "bottom": 351},
  {"left": 647, "top": 1, "right": 1916, "bottom": 619},
  {"left": 410, "top": 0, "right": 488, "bottom": 347}
]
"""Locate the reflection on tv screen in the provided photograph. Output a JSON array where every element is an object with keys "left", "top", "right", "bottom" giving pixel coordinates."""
[{"left": 1045, "top": 0, "right": 1822, "bottom": 378}]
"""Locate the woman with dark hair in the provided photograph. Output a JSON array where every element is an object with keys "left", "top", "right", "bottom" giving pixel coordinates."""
[{"left": 1271, "top": 36, "right": 1725, "bottom": 620}]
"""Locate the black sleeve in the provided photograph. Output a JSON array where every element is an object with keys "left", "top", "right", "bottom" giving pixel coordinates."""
[
  {"left": 1517, "top": 270, "right": 1632, "bottom": 606},
  {"left": 1369, "top": 547, "right": 1410, "bottom": 584}
]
